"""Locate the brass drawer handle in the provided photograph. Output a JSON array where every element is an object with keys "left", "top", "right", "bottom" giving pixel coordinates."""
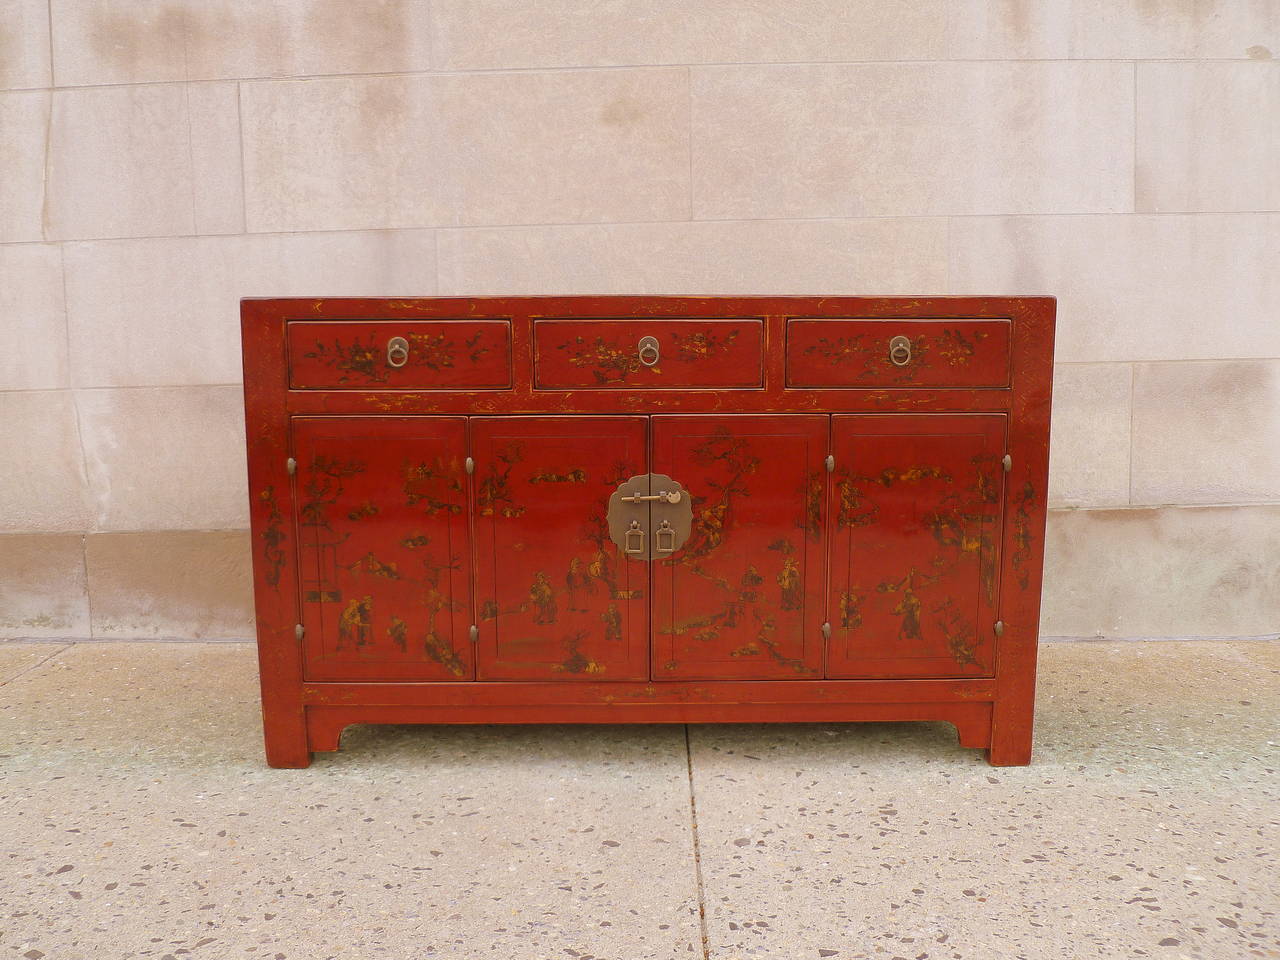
[
  {"left": 888, "top": 335, "right": 911, "bottom": 366},
  {"left": 638, "top": 336, "right": 660, "bottom": 367},
  {"left": 387, "top": 336, "right": 409, "bottom": 368}
]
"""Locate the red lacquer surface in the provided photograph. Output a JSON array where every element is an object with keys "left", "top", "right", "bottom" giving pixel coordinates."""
[
  {"left": 827, "top": 415, "right": 1005, "bottom": 679},
  {"left": 288, "top": 320, "right": 511, "bottom": 390},
  {"left": 293, "top": 418, "right": 473, "bottom": 681},
  {"left": 472, "top": 417, "right": 649, "bottom": 680},
  {"left": 242, "top": 296, "right": 1055, "bottom": 768},
  {"left": 533, "top": 319, "right": 763, "bottom": 389},
  {"left": 787, "top": 319, "right": 1011, "bottom": 388},
  {"left": 651, "top": 415, "right": 827, "bottom": 680}
]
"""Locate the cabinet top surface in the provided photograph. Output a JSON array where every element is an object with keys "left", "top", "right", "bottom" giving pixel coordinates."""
[{"left": 242, "top": 294, "right": 1055, "bottom": 321}]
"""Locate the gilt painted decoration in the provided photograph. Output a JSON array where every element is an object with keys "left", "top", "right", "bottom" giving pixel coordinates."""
[{"left": 293, "top": 417, "right": 473, "bottom": 681}]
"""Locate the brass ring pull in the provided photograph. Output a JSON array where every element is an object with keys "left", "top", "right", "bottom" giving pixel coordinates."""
[
  {"left": 888, "top": 335, "right": 911, "bottom": 366},
  {"left": 387, "top": 336, "right": 409, "bottom": 368},
  {"left": 638, "top": 336, "right": 660, "bottom": 367}
]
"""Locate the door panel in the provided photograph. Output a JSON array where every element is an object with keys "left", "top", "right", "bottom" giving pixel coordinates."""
[
  {"left": 472, "top": 417, "right": 649, "bottom": 680},
  {"left": 651, "top": 416, "right": 828, "bottom": 680},
  {"left": 828, "top": 415, "right": 1004, "bottom": 679},
  {"left": 293, "top": 417, "right": 472, "bottom": 681}
]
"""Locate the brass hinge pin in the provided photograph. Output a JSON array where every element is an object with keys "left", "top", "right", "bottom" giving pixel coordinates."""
[{"left": 286, "top": 457, "right": 297, "bottom": 476}]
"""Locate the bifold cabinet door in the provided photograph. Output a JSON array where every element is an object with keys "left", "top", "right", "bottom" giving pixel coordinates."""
[
  {"left": 293, "top": 418, "right": 473, "bottom": 681},
  {"left": 472, "top": 417, "right": 649, "bottom": 680},
  {"left": 828, "top": 415, "right": 1004, "bottom": 679},
  {"left": 651, "top": 416, "right": 828, "bottom": 679}
]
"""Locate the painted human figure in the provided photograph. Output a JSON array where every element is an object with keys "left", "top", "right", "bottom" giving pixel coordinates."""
[
  {"left": 338, "top": 595, "right": 373, "bottom": 649},
  {"left": 387, "top": 615, "right": 408, "bottom": 653},
  {"left": 601, "top": 602, "right": 622, "bottom": 644},
  {"left": 777, "top": 556, "right": 802, "bottom": 611},
  {"left": 588, "top": 549, "right": 617, "bottom": 598},
  {"left": 879, "top": 572, "right": 925, "bottom": 642},
  {"left": 530, "top": 571, "right": 558, "bottom": 624}
]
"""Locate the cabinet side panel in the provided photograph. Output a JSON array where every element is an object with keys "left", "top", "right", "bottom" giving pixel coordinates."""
[
  {"left": 242, "top": 300, "right": 310, "bottom": 766},
  {"left": 989, "top": 299, "right": 1056, "bottom": 765}
]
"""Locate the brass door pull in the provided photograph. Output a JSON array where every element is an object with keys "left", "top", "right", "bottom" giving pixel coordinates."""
[
  {"left": 654, "top": 520, "right": 677, "bottom": 553},
  {"left": 623, "top": 520, "right": 646, "bottom": 554}
]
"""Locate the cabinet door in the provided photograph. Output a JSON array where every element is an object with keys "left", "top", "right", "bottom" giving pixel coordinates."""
[
  {"left": 293, "top": 417, "right": 473, "bottom": 681},
  {"left": 651, "top": 416, "right": 828, "bottom": 679},
  {"left": 828, "top": 415, "right": 1004, "bottom": 679},
  {"left": 472, "top": 417, "right": 649, "bottom": 680}
]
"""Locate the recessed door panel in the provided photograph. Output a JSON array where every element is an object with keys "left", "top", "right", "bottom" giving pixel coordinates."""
[
  {"left": 472, "top": 417, "right": 649, "bottom": 680},
  {"left": 828, "top": 415, "right": 1004, "bottom": 679},
  {"left": 651, "top": 416, "right": 828, "bottom": 680},
  {"left": 293, "top": 417, "right": 473, "bottom": 681}
]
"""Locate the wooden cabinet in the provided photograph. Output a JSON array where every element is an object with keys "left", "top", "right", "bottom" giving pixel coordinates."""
[{"left": 243, "top": 297, "right": 1055, "bottom": 768}]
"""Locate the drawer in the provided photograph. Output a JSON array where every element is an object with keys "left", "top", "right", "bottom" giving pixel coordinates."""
[
  {"left": 534, "top": 319, "right": 763, "bottom": 389},
  {"left": 786, "top": 319, "right": 1012, "bottom": 388},
  {"left": 288, "top": 320, "right": 512, "bottom": 390}
]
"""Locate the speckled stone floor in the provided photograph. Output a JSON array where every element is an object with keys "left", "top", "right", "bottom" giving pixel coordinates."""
[{"left": 1, "top": 640, "right": 1276, "bottom": 960}]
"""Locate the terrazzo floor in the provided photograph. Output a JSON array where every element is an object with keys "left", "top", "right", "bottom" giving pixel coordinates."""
[{"left": 1, "top": 639, "right": 1276, "bottom": 960}]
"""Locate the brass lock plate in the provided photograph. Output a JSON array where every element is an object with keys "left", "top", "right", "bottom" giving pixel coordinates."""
[{"left": 607, "top": 473, "right": 693, "bottom": 561}]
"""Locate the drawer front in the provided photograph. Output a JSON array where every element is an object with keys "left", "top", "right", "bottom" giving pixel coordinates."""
[
  {"left": 786, "top": 319, "right": 1011, "bottom": 388},
  {"left": 534, "top": 319, "right": 764, "bottom": 390},
  {"left": 288, "top": 320, "right": 512, "bottom": 389}
]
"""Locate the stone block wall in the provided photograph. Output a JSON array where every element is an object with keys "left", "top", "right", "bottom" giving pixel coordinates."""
[{"left": 1, "top": 1, "right": 1277, "bottom": 639}]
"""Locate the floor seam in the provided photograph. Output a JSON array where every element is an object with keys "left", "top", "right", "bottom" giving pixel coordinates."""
[
  {"left": 0, "top": 642, "right": 74, "bottom": 687},
  {"left": 685, "top": 724, "right": 711, "bottom": 959}
]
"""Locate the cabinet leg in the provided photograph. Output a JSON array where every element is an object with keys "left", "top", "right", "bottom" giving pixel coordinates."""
[
  {"left": 262, "top": 708, "right": 312, "bottom": 769},
  {"left": 986, "top": 723, "right": 1033, "bottom": 766}
]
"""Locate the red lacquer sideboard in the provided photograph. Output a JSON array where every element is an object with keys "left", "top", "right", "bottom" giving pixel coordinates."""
[{"left": 241, "top": 296, "right": 1055, "bottom": 767}]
